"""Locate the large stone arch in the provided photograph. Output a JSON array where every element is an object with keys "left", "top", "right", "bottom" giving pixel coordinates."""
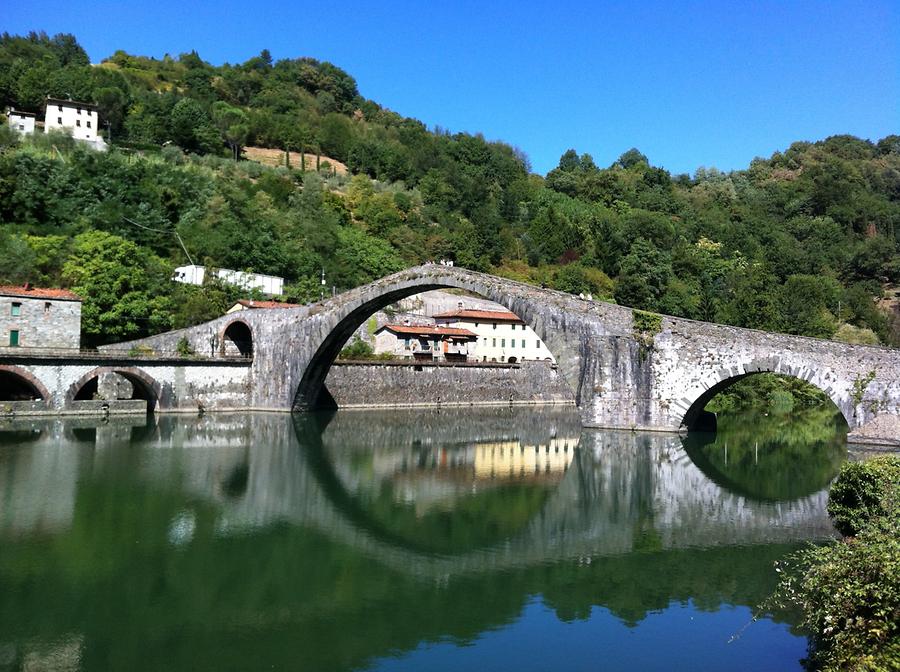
[
  {"left": 0, "top": 364, "right": 51, "bottom": 401},
  {"left": 65, "top": 366, "right": 167, "bottom": 412},
  {"left": 678, "top": 357, "right": 852, "bottom": 432},
  {"left": 290, "top": 272, "right": 583, "bottom": 411}
]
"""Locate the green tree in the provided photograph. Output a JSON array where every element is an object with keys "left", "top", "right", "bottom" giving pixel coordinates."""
[{"left": 61, "top": 231, "right": 173, "bottom": 345}]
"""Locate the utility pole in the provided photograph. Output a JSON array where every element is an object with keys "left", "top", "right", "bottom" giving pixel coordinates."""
[{"left": 320, "top": 268, "right": 326, "bottom": 301}]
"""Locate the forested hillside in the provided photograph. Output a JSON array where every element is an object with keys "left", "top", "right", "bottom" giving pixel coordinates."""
[{"left": 1, "top": 31, "right": 898, "bottom": 347}]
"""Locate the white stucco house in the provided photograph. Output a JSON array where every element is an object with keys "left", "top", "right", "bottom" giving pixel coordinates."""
[
  {"left": 433, "top": 306, "right": 556, "bottom": 363},
  {"left": 43, "top": 98, "right": 108, "bottom": 151},
  {"left": 6, "top": 108, "right": 36, "bottom": 135}
]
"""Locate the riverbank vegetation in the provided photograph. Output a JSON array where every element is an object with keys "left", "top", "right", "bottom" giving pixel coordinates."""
[
  {"left": 1, "top": 31, "right": 898, "bottom": 352},
  {"left": 774, "top": 456, "right": 900, "bottom": 671}
]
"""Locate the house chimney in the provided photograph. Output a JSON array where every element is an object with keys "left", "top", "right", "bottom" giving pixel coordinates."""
[
  {"left": 23, "top": 282, "right": 31, "bottom": 291},
  {"left": 457, "top": 301, "right": 463, "bottom": 309}
]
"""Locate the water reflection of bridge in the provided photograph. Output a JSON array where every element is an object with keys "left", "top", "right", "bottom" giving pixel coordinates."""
[{"left": 0, "top": 409, "right": 836, "bottom": 578}]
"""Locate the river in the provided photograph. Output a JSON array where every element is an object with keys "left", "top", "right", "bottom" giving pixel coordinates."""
[{"left": 0, "top": 406, "right": 855, "bottom": 671}]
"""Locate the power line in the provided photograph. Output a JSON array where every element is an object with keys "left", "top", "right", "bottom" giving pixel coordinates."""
[{"left": 122, "top": 216, "right": 195, "bottom": 266}]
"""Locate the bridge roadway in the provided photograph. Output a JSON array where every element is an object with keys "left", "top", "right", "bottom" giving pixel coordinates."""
[
  {"left": 0, "top": 410, "right": 837, "bottom": 580},
  {"left": 2, "top": 265, "right": 899, "bottom": 444}
]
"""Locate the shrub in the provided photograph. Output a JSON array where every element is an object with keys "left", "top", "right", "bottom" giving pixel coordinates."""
[
  {"left": 827, "top": 456, "right": 900, "bottom": 537},
  {"left": 774, "top": 456, "right": 900, "bottom": 671},
  {"left": 175, "top": 336, "right": 195, "bottom": 357}
]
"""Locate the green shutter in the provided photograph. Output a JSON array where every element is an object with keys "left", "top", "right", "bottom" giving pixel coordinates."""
[{"left": 9, "top": 330, "right": 19, "bottom": 346}]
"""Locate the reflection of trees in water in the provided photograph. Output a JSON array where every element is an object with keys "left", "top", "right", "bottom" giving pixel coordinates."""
[
  {"left": 683, "top": 406, "right": 847, "bottom": 501},
  {"left": 0, "top": 409, "right": 845, "bottom": 671}
]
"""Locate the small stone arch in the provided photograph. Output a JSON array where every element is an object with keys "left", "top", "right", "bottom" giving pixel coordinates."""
[
  {"left": 66, "top": 366, "right": 165, "bottom": 412},
  {"left": 678, "top": 359, "right": 852, "bottom": 432},
  {"left": 0, "top": 365, "right": 51, "bottom": 401},
  {"left": 221, "top": 320, "right": 253, "bottom": 358}
]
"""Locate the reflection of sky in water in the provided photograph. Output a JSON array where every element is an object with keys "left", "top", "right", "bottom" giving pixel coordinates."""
[{"left": 378, "top": 598, "right": 805, "bottom": 672}]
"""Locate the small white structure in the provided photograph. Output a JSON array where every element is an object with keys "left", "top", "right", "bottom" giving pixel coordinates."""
[
  {"left": 172, "top": 265, "right": 285, "bottom": 297},
  {"left": 434, "top": 305, "right": 556, "bottom": 363},
  {"left": 6, "top": 108, "right": 35, "bottom": 135}
]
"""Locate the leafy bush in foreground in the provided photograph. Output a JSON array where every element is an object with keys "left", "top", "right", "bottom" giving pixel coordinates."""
[
  {"left": 774, "top": 456, "right": 900, "bottom": 671},
  {"left": 827, "top": 457, "right": 900, "bottom": 537}
]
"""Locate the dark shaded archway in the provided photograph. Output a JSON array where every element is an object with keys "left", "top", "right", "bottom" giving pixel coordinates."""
[
  {"left": 66, "top": 367, "right": 164, "bottom": 413},
  {"left": 222, "top": 320, "right": 253, "bottom": 358},
  {"left": 0, "top": 365, "right": 50, "bottom": 401}
]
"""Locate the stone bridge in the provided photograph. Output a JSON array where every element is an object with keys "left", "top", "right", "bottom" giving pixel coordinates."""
[{"left": 2, "top": 265, "right": 899, "bottom": 444}]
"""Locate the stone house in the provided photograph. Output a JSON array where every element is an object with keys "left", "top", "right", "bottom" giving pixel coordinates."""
[
  {"left": 374, "top": 324, "right": 478, "bottom": 361},
  {"left": 0, "top": 285, "right": 82, "bottom": 349}
]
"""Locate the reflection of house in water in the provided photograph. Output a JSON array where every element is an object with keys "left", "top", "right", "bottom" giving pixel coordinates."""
[{"left": 474, "top": 437, "right": 576, "bottom": 480}]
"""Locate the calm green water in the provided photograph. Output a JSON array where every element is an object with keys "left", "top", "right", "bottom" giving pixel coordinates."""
[{"left": 0, "top": 406, "right": 849, "bottom": 671}]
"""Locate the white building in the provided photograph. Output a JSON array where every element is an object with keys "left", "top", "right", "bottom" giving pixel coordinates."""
[
  {"left": 172, "top": 265, "right": 285, "bottom": 297},
  {"left": 6, "top": 108, "right": 35, "bottom": 135},
  {"left": 44, "top": 98, "right": 99, "bottom": 141},
  {"left": 433, "top": 306, "right": 556, "bottom": 363}
]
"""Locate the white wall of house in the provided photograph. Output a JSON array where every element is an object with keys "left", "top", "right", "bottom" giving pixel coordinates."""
[
  {"left": 172, "top": 265, "right": 284, "bottom": 296},
  {"left": 434, "top": 314, "right": 556, "bottom": 363},
  {"left": 44, "top": 100, "right": 97, "bottom": 141},
  {"left": 7, "top": 111, "right": 35, "bottom": 135}
]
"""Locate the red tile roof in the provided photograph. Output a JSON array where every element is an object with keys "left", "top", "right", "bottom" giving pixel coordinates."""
[
  {"left": 0, "top": 285, "right": 81, "bottom": 301},
  {"left": 381, "top": 324, "right": 477, "bottom": 338},
  {"left": 433, "top": 309, "right": 523, "bottom": 323},
  {"left": 234, "top": 299, "right": 297, "bottom": 309}
]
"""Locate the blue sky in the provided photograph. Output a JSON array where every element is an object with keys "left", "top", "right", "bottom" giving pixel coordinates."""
[{"left": 4, "top": 1, "right": 898, "bottom": 175}]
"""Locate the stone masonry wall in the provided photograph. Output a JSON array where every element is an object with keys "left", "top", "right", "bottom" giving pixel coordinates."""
[
  {"left": 325, "top": 360, "right": 575, "bottom": 408},
  {"left": 0, "top": 296, "right": 81, "bottom": 349}
]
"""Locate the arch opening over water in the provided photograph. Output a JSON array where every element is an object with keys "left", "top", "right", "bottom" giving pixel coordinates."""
[
  {"left": 680, "top": 370, "right": 850, "bottom": 434},
  {"left": 68, "top": 367, "right": 163, "bottom": 413},
  {"left": 293, "top": 285, "right": 575, "bottom": 411},
  {"left": 0, "top": 366, "right": 49, "bottom": 401}
]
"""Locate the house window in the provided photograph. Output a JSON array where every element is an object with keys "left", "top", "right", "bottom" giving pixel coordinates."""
[
  {"left": 501, "top": 339, "right": 506, "bottom": 347},
  {"left": 404, "top": 338, "right": 410, "bottom": 349},
  {"left": 522, "top": 339, "right": 526, "bottom": 348},
  {"left": 9, "top": 330, "right": 19, "bottom": 347},
  {"left": 492, "top": 323, "right": 497, "bottom": 329},
  {"left": 58, "top": 104, "right": 63, "bottom": 111},
  {"left": 76, "top": 120, "right": 81, "bottom": 127},
  {"left": 87, "top": 121, "right": 91, "bottom": 128},
  {"left": 510, "top": 339, "right": 515, "bottom": 348},
  {"left": 18, "top": 124, "right": 24, "bottom": 131},
  {"left": 77, "top": 107, "right": 82, "bottom": 114},
  {"left": 474, "top": 322, "right": 479, "bottom": 327},
  {"left": 57, "top": 117, "right": 62, "bottom": 124},
  {"left": 536, "top": 340, "right": 541, "bottom": 349},
  {"left": 11, "top": 302, "right": 21, "bottom": 317},
  {"left": 492, "top": 338, "right": 496, "bottom": 347}
]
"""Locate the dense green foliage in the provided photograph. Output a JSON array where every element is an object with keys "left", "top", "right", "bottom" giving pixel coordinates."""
[
  {"left": 1, "top": 31, "right": 898, "bottom": 348},
  {"left": 827, "top": 455, "right": 900, "bottom": 537},
  {"left": 775, "top": 456, "right": 900, "bottom": 671}
]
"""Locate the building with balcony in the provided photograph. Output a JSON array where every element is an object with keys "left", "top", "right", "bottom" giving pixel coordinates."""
[
  {"left": 433, "top": 306, "right": 556, "bottom": 363},
  {"left": 374, "top": 324, "right": 478, "bottom": 361},
  {"left": 0, "top": 285, "right": 82, "bottom": 349}
]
